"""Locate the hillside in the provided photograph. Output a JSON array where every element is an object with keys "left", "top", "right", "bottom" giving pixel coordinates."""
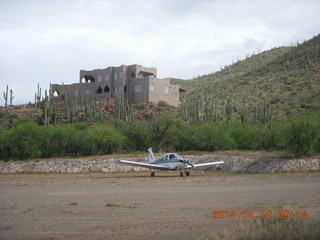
[{"left": 179, "top": 34, "right": 320, "bottom": 118}]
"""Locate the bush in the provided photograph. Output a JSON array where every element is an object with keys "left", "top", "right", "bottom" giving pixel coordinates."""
[
  {"left": 193, "top": 122, "right": 236, "bottom": 152},
  {"left": 158, "top": 100, "right": 169, "bottom": 107},
  {"left": 285, "top": 113, "right": 319, "bottom": 157},
  {"left": 173, "top": 123, "right": 196, "bottom": 151},
  {"left": 9, "top": 122, "right": 42, "bottom": 159},
  {"left": 230, "top": 121, "right": 261, "bottom": 150},
  {"left": 50, "top": 124, "right": 75, "bottom": 157},
  {"left": 0, "top": 129, "right": 10, "bottom": 160},
  {"left": 123, "top": 120, "right": 152, "bottom": 151},
  {"left": 87, "top": 124, "right": 125, "bottom": 154}
]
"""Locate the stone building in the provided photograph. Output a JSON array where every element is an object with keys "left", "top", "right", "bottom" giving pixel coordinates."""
[{"left": 51, "top": 64, "right": 183, "bottom": 106}]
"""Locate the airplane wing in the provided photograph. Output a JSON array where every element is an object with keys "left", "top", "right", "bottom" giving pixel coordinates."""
[
  {"left": 118, "top": 159, "right": 169, "bottom": 170},
  {"left": 186, "top": 160, "right": 224, "bottom": 168}
]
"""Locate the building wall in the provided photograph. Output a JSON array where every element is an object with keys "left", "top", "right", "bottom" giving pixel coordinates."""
[
  {"left": 51, "top": 64, "right": 180, "bottom": 106},
  {"left": 149, "top": 78, "right": 180, "bottom": 106}
]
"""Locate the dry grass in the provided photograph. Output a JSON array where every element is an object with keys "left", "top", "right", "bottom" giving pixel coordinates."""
[
  {"left": 199, "top": 208, "right": 320, "bottom": 240},
  {"left": 105, "top": 202, "right": 139, "bottom": 208}
]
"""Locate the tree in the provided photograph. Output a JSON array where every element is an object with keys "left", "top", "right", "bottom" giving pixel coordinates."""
[
  {"left": 150, "top": 112, "right": 177, "bottom": 151},
  {"left": 124, "top": 120, "right": 151, "bottom": 151}
]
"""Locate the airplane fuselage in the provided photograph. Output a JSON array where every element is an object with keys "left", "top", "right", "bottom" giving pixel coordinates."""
[{"left": 152, "top": 158, "right": 187, "bottom": 170}]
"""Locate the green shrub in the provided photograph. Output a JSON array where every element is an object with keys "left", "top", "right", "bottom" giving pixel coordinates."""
[
  {"left": 193, "top": 122, "right": 236, "bottom": 152},
  {"left": 87, "top": 124, "right": 125, "bottom": 154},
  {"left": 123, "top": 120, "right": 152, "bottom": 151},
  {"left": 9, "top": 122, "right": 42, "bottom": 159},
  {"left": 158, "top": 100, "right": 169, "bottom": 107},
  {"left": 285, "top": 113, "right": 319, "bottom": 157}
]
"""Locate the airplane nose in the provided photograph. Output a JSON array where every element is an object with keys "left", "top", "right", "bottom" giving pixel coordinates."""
[{"left": 184, "top": 158, "right": 194, "bottom": 167}]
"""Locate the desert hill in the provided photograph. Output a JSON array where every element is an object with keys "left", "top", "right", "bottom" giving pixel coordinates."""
[{"left": 178, "top": 34, "right": 320, "bottom": 118}]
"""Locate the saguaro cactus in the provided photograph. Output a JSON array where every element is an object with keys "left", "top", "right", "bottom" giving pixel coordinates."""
[
  {"left": 3, "top": 85, "right": 8, "bottom": 108},
  {"left": 9, "top": 89, "right": 14, "bottom": 106},
  {"left": 42, "top": 95, "right": 50, "bottom": 127},
  {"left": 225, "top": 98, "right": 233, "bottom": 124}
]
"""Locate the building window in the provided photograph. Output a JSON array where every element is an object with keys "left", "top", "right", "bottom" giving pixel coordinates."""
[
  {"left": 97, "top": 75, "right": 102, "bottom": 82},
  {"left": 164, "top": 86, "right": 170, "bottom": 94},
  {"left": 105, "top": 73, "right": 110, "bottom": 81},
  {"left": 75, "top": 89, "right": 80, "bottom": 96},
  {"left": 114, "top": 72, "right": 117, "bottom": 80},
  {"left": 85, "top": 89, "right": 91, "bottom": 95},
  {"left": 97, "top": 87, "right": 102, "bottom": 94},
  {"left": 124, "top": 86, "right": 128, "bottom": 93},
  {"left": 53, "top": 89, "right": 59, "bottom": 97},
  {"left": 104, "top": 85, "right": 110, "bottom": 93},
  {"left": 114, "top": 86, "right": 123, "bottom": 94},
  {"left": 120, "top": 71, "right": 123, "bottom": 80},
  {"left": 135, "top": 85, "right": 142, "bottom": 92},
  {"left": 149, "top": 83, "right": 155, "bottom": 91}
]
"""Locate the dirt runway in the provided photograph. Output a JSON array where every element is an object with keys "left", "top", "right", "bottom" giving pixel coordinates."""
[{"left": 1, "top": 171, "right": 320, "bottom": 240}]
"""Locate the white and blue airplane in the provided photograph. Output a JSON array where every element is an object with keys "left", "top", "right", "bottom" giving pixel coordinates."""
[{"left": 119, "top": 148, "right": 224, "bottom": 177}]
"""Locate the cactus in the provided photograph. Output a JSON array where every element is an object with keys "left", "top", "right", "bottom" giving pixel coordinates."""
[
  {"left": 214, "top": 97, "right": 218, "bottom": 122},
  {"left": 98, "top": 98, "right": 103, "bottom": 121},
  {"left": 85, "top": 97, "right": 93, "bottom": 122},
  {"left": 180, "top": 101, "right": 189, "bottom": 121},
  {"left": 51, "top": 107, "right": 58, "bottom": 125},
  {"left": 49, "top": 83, "right": 53, "bottom": 103},
  {"left": 225, "top": 98, "right": 233, "bottom": 124},
  {"left": 3, "top": 85, "right": 8, "bottom": 108},
  {"left": 42, "top": 95, "right": 50, "bottom": 127},
  {"left": 36, "top": 83, "right": 42, "bottom": 102},
  {"left": 114, "top": 93, "right": 134, "bottom": 123},
  {"left": 9, "top": 89, "right": 14, "bottom": 106},
  {"left": 69, "top": 100, "right": 73, "bottom": 124},
  {"left": 34, "top": 83, "right": 42, "bottom": 109}
]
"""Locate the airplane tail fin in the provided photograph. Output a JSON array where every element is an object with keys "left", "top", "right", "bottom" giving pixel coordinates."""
[{"left": 148, "top": 148, "right": 156, "bottom": 163}]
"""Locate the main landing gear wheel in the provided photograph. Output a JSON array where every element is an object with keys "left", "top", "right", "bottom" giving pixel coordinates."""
[
  {"left": 180, "top": 172, "right": 183, "bottom": 177},
  {"left": 151, "top": 172, "right": 155, "bottom": 177},
  {"left": 186, "top": 171, "right": 190, "bottom": 176}
]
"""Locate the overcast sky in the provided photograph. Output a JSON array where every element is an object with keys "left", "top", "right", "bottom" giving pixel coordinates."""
[{"left": 1, "top": 0, "right": 319, "bottom": 105}]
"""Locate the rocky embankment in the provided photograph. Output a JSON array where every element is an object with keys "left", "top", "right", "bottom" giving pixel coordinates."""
[{"left": 0, "top": 155, "right": 319, "bottom": 174}]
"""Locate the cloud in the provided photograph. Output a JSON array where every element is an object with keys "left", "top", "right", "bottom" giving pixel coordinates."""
[{"left": 0, "top": 0, "right": 319, "bottom": 105}]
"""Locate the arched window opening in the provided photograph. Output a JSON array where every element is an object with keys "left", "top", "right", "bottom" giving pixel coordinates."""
[
  {"left": 97, "top": 87, "right": 103, "bottom": 94},
  {"left": 104, "top": 85, "right": 110, "bottom": 93},
  {"left": 53, "top": 89, "right": 59, "bottom": 97},
  {"left": 83, "top": 75, "right": 95, "bottom": 83}
]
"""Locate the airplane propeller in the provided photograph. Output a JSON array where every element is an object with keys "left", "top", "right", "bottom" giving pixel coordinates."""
[{"left": 184, "top": 159, "right": 194, "bottom": 167}]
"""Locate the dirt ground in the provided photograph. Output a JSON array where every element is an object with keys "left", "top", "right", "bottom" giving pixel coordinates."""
[{"left": 1, "top": 171, "right": 320, "bottom": 240}]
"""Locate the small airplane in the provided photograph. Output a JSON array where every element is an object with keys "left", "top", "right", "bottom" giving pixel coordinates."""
[{"left": 118, "top": 148, "right": 224, "bottom": 177}]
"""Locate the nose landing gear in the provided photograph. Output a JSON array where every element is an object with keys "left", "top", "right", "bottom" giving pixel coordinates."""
[{"left": 179, "top": 170, "right": 190, "bottom": 177}]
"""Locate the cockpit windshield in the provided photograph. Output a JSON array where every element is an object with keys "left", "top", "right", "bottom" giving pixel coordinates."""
[{"left": 159, "top": 153, "right": 182, "bottom": 161}]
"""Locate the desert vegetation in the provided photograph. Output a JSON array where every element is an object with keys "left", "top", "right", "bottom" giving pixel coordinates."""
[{"left": 0, "top": 111, "right": 319, "bottom": 161}]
